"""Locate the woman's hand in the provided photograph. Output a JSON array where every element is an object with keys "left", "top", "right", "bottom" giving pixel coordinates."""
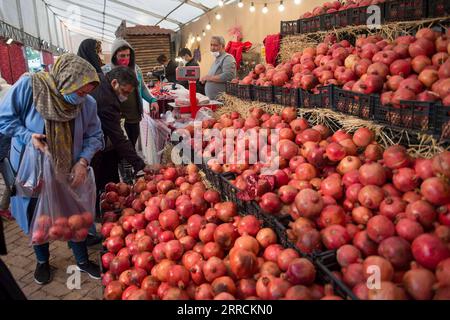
[
  {"left": 70, "top": 160, "right": 88, "bottom": 188},
  {"left": 32, "top": 133, "right": 48, "bottom": 152}
]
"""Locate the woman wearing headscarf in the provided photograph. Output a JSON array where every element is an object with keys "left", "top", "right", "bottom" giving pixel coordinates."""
[
  {"left": 0, "top": 54, "right": 104, "bottom": 285},
  {"left": 77, "top": 38, "right": 103, "bottom": 73}
]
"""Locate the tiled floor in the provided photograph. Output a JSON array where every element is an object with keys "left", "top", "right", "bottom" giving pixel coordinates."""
[{"left": 1, "top": 177, "right": 102, "bottom": 300}]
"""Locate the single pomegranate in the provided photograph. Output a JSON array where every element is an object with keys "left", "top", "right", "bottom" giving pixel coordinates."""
[
  {"left": 367, "top": 215, "right": 395, "bottom": 243},
  {"left": 403, "top": 265, "right": 436, "bottom": 300},
  {"left": 411, "top": 234, "right": 450, "bottom": 270},
  {"left": 378, "top": 236, "right": 413, "bottom": 269}
]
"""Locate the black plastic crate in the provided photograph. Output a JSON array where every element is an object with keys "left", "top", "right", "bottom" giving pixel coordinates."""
[
  {"left": 384, "top": 0, "right": 427, "bottom": 22},
  {"left": 280, "top": 19, "right": 300, "bottom": 35},
  {"left": 336, "top": 9, "right": 350, "bottom": 27},
  {"left": 197, "top": 163, "right": 224, "bottom": 193},
  {"left": 374, "top": 97, "right": 436, "bottom": 132},
  {"left": 299, "top": 85, "right": 333, "bottom": 109},
  {"left": 237, "top": 84, "right": 253, "bottom": 100},
  {"left": 333, "top": 87, "right": 375, "bottom": 120},
  {"left": 226, "top": 81, "right": 238, "bottom": 96},
  {"left": 434, "top": 103, "right": 450, "bottom": 140},
  {"left": 313, "top": 250, "right": 358, "bottom": 300},
  {"left": 299, "top": 16, "right": 322, "bottom": 34},
  {"left": 427, "top": 0, "right": 450, "bottom": 17},
  {"left": 273, "top": 86, "right": 299, "bottom": 107},
  {"left": 322, "top": 13, "right": 336, "bottom": 30},
  {"left": 348, "top": 5, "right": 372, "bottom": 26},
  {"left": 253, "top": 85, "right": 274, "bottom": 103}
]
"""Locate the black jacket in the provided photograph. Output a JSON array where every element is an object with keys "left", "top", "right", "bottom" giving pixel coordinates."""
[
  {"left": 153, "top": 59, "right": 178, "bottom": 83},
  {"left": 90, "top": 73, "right": 145, "bottom": 172}
]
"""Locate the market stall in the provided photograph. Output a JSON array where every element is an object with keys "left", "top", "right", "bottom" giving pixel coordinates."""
[{"left": 2, "top": 0, "right": 450, "bottom": 304}]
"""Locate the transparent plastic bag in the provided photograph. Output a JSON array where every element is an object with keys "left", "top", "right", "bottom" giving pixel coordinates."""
[
  {"left": 29, "top": 152, "right": 96, "bottom": 245},
  {"left": 141, "top": 117, "right": 171, "bottom": 165},
  {"left": 14, "top": 143, "right": 44, "bottom": 197}
]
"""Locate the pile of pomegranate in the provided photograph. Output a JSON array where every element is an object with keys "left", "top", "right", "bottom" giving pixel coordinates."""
[
  {"left": 100, "top": 165, "right": 346, "bottom": 300},
  {"left": 184, "top": 106, "right": 450, "bottom": 300},
  {"left": 235, "top": 27, "right": 450, "bottom": 106},
  {"left": 300, "top": 0, "right": 385, "bottom": 19}
]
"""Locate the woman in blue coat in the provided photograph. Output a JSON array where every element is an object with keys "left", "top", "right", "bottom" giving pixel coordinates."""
[{"left": 0, "top": 54, "right": 104, "bottom": 285}]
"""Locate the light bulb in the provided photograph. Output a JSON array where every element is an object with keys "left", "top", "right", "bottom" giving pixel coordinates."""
[
  {"left": 218, "top": 0, "right": 224, "bottom": 7},
  {"left": 216, "top": 13, "right": 221, "bottom": 20},
  {"left": 262, "top": 3, "right": 268, "bottom": 14},
  {"left": 294, "top": 0, "right": 301, "bottom": 4},
  {"left": 206, "top": 23, "right": 211, "bottom": 30},
  {"left": 278, "top": 1, "right": 285, "bottom": 12},
  {"left": 197, "top": 35, "right": 201, "bottom": 42},
  {"left": 6, "top": 38, "right": 13, "bottom": 45},
  {"left": 249, "top": 2, "right": 255, "bottom": 12},
  {"left": 202, "top": 30, "right": 206, "bottom": 36},
  {"left": 238, "top": 0, "right": 243, "bottom": 8}
]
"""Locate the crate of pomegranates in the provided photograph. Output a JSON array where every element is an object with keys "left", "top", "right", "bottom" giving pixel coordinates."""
[
  {"left": 332, "top": 87, "right": 376, "bottom": 120},
  {"left": 427, "top": 0, "right": 450, "bottom": 17},
  {"left": 347, "top": 3, "right": 386, "bottom": 26},
  {"left": 237, "top": 84, "right": 254, "bottom": 100},
  {"left": 384, "top": 0, "right": 427, "bottom": 21},
  {"left": 299, "top": 85, "right": 334, "bottom": 109},
  {"left": 253, "top": 85, "right": 274, "bottom": 103},
  {"left": 225, "top": 81, "right": 238, "bottom": 96},
  {"left": 374, "top": 96, "right": 436, "bottom": 133},
  {"left": 321, "top": 13, "right": 337, "bottom": 31},
  {"left": 280, "top": 19, "right": 300, "bottom": 35},
  {"left": 299, "top": 16, "right": 323, "bottom": 34},
  {"left": 433, "top": 103, "right": 450, "bottom": 139},
  {"left": 273, "top": 86, "right": 300, "bottom": 107}
]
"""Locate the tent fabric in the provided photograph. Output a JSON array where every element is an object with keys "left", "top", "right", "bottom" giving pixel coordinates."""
[{"left": 0, "top": 40, "right": 27, "bottom": 84}]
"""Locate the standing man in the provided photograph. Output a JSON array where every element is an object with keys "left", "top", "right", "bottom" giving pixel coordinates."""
[
  {"left": 153, "top": 54, "right": 178, "bottom": 83},
  {"left": 177, "top": 48, "right": 204, "bottom": 94},
  {"left": 200, "top": 36, "right": 237, "bottom": 100}
]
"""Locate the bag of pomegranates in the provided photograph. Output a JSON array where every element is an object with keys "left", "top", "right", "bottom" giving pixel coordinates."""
[{"left": 29, "top": 151, "right": 96, "bottom": 245}]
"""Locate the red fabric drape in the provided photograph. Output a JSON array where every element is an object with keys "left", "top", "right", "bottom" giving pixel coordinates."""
[
  {"left": 0, "top": 40, "right": 28, "bottom": 84},
  {"left": 0, "top": 40, "right": 13, "bottom": 84},
  {"left": 263, "top": 34, "right": 281, "bottom": 66},
  {"left": 225, "top": 41, "right": 252, "bottom": 70},
  {"left": 41, "top": 51, "right": 54, "bottom": 72}
]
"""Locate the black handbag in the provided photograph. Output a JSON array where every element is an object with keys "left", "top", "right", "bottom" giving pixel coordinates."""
[{"left": 0, "top": 146, "right": 25, "bottom": 197}]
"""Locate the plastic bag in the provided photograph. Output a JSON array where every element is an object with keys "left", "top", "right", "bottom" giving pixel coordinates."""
[
  {"left": 140, "top": 116, "right": 171, "bottom": 165},
  {"left": 14, "top": 143, "right": 44, "bottom": 197},
  {"left": 29, "top": 152, "right": 96, "bottom": 245}
]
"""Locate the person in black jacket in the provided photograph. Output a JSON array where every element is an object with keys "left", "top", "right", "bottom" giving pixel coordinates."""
[
  {"left": 177, "top": 48, "right": 204, "bottom": 94},
  {"left": 153, "top": 54, "right": 178, "bottom": 83},
  {"left": 90, "top": 66, "right": 146, "bottom": 192},
  {"left": 77, "top": 38, "right": 103, "bottom": 73}
]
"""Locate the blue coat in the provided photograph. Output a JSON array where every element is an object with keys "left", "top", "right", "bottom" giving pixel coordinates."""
[{"left": 0, "top": 75, "right": 104, "bottom": 234}]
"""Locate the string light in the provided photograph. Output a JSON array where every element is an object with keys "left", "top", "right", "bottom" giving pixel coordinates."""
[
  {"left": 218, "top": 0, "right": 224, "bottom": 7},
  {"left": 6, "top": 38, "right": 13, "bottom": 45},
  {"left": 206, "top": 22, "right": 211, "bottom": 30},
  {"left": 262, "top": 3, "right": 268, "bottom": 14},
  {"left": 196, "top": 35, "right": 201, "bottom": 42},
  {"left": 294, "top": 0, "right": 301, "bottom": 4},
  {"left": 238, "top": 0, "right": 244, "bottom": 8},
  {"left": 215, "top": 12, "right": 221, "bottom": 20},
  {"left": 278, "top": 1, "right": 285, "bottom": 12},
  {"left": 202, "top": 30, "right": 206, "bottom": 37},
  {"left": 249, "top": 2, "right": 255, "bottom": 12}
]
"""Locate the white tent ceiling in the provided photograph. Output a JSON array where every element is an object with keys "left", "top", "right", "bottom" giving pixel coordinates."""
[
  {"left": 1, "top": 0, "right": 235, "bottom": 54},
  {"left": 44, "top": 0, "right": 231, "bottom": 42}
]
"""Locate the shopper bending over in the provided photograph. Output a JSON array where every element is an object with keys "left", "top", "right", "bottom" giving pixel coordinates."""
[
  {"left": 200, "top": 36, "right": 237, "bottom": 100},
  {"left": 90, "top": 66, "right": 146, "bottom": 193},
  {"left": 102, "top": 38, "right": 159, "bottom": 150},
  {"left": 0, "top": 54, "right": 104, "bottom": 285}
]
